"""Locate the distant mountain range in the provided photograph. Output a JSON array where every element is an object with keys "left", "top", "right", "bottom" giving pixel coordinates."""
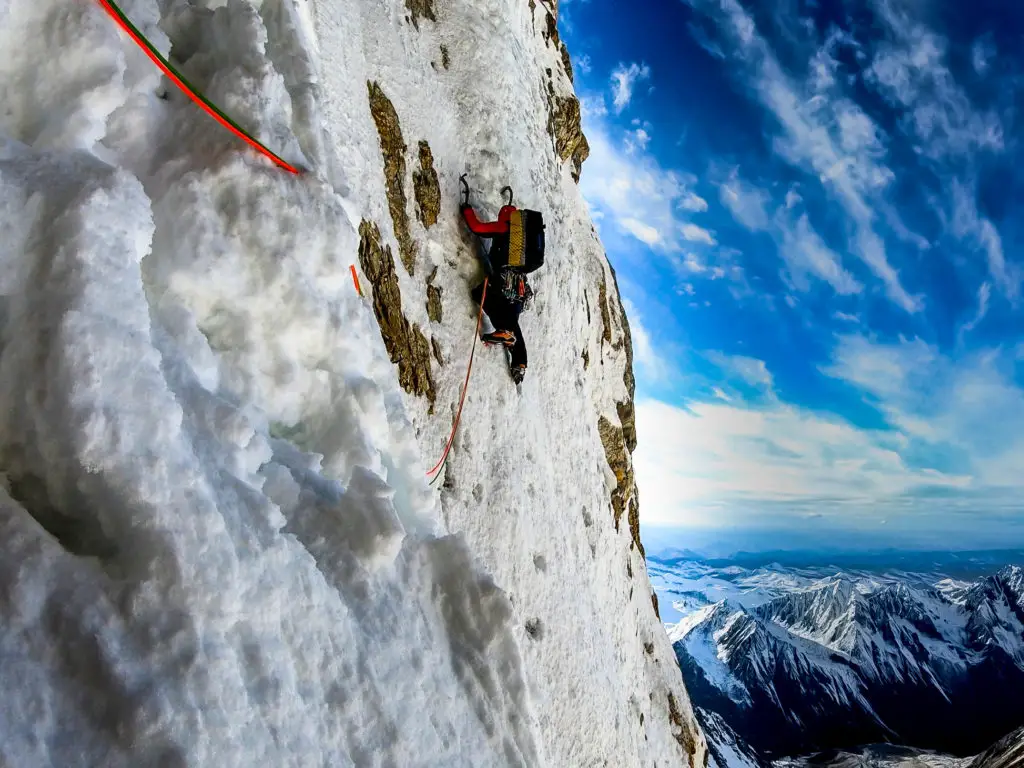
[{"left": 648, "top": 554, "right": 1024, "bottom": 766}]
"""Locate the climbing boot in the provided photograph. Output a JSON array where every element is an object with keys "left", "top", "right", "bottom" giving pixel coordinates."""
[{"left": 481, "top": 330, "right": 516, "bottom": 348}]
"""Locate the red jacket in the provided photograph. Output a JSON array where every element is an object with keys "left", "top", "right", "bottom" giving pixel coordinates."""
[{"left": 462, "top": 205, "right": 515, "bottom": 236}]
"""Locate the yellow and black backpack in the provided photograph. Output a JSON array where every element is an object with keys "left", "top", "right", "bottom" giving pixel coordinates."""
[{"left": 505, "top": 208, "right": 546, "bottom": 274}]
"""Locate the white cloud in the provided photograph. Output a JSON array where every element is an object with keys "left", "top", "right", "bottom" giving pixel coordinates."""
[
  {"left": 624, "top": 127, "right": 651, "bottom": 154},
  {"left": 679, "top": 192, "right": 709, "bottom": 212},
  {"left": 718, "top": 169, "right": 771, "bottom": 231},
  {"left": 633, "top": 336, "right": 1024, "bottom": 527},
  {"left": 833, "top": 311, "right": 860, "bottom": 323},
  {"left": 866, "top": 1, "right": 1004, "bottom": 159},
  {"left": 778, "top": 213, "right": 862, "bottom": 295},
  {"left": 619, "top": 218, "right": 662, "bottom": 247},
  {"left": 821, "top": 334, "right": 1024, "bottom": 489},
  {"left": 610, "top": 62, "right": 651, "bottom": 114},
  {"left": 575, "top": 54, "right": 593, "bottom": 75},
  {"left": 719, "top": 168, "right": 861, "bottom": 297},
  {"left": 579, "top": 110, "right": 713, "bottom": 258},
  {"left": 681, "top": 223, "right": 716, "bottom": 245},
  {"left": 634, "top": 394, "right": 968, "bottom": 527},
  {"left": 711, "top": 354, "right": 774, "bottom": 390},
  {"left": 951, "top": 180, "right": 1019, "bottom": 299},
  {"left": 580, "top": 94, "right": 608, "bottom": 119},
  {"left": 959, "top": 281, "right": 991, "bottom": 339},
  {"left": 686, "top": 0, "right": 922, "bottom": 313}
]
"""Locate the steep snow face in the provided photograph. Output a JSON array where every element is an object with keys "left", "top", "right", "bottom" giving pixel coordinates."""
[{"left": 0, "top": 0, "right": 705, "bottom": 765}]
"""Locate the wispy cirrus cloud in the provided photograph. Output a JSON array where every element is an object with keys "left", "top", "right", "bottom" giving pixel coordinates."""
[
  {"left": 950, "top": 179, "right": 1019, "bottom": 300},
  {"left": 685, "top": 0, "right": 921, "bottom": 312},
  {"left": 578, "top": 90, "right": 723, "bottom": 266},
  {"left": 717, "top": 168, "right": 771, "bottom": 231},
  {"left": 610, "top": 62, "right": 651, "bottom": 113},
  {"left": 777, "top": 212, "right": 862, "bottom": 295},
  {"left": 866, "top": 0, "right": 1004, "bottom": 160},
  {"left": 821, "top": 334, "right": 1024, "bottom": 490},
  {"left": 716, "top": 168, "right": 861, "bottom": 297}
]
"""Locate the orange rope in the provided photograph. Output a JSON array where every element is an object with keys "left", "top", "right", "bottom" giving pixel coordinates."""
[
  {"left": 427, "top": 278, "right": 488, "bottom": 480},
  {"left": 95, "top": 0, "right": 300, "bottom": 174},
  {"left": 350, "top": 265, "right": 363, "bottom": 297}
]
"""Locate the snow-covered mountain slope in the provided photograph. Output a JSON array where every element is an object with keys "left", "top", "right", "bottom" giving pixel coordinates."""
[
  {"left": 698, "top": 708, "right": 766, "bottom": 768},
  {"left": 966, "top": 725, "right": 1024, "bottom": 768},
  {"left": 774, "top": 724, "right": 1024, "bottom": 768},
  {"left": 669, "top": 563, "right": 1024, "bottom": 759},
  {"left": 0, "top": 0, "right": 705, "bottom": 765}
]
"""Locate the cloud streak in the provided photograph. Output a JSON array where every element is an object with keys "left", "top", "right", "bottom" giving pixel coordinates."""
[
  {"left": 685, "top": 0, "right": 922, "bottom": 312},
  {"left": 610, "top": 62, "right": 651, "bottom": 113}
]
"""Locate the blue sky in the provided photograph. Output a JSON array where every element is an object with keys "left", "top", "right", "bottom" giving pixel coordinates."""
[{"left": 558, "top": 0, "right": 1024, "bottom": 549}]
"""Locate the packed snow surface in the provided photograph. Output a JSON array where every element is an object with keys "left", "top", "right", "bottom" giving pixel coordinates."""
[{"left": 0, "top": 0, "right": 708, "bottom": 766}]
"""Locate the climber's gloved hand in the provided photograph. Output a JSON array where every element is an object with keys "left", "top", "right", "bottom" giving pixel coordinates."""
[{"left": 511, "top": 365, "right": 526, "bottom": 385}]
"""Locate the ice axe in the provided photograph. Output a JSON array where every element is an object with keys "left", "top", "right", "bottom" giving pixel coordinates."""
[
  {"left": 459, "top": 174, "right": 470, "bottom": 207},
  {"left": 501, "top": 185, "right": 514, "bottom": 206}
]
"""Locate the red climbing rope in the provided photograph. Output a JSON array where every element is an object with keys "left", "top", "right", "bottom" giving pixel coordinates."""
[
  {"left": 95, "top": 0, "right": 300, "bottom": 174},
  {"left": 427, "top": 278, "right": 488, "bottom": 482}
]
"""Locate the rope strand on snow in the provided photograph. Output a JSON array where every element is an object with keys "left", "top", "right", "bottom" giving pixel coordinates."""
[
  {"left": 427, "top": 278, "right": 488, "bottom": 483},
  {"left": 95, "top": 0, "right": 300, "bottom": 174}
]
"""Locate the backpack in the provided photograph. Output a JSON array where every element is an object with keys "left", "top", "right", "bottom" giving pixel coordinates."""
[{"left": 505, "top": 209, "right": 545, "bottom": 274}]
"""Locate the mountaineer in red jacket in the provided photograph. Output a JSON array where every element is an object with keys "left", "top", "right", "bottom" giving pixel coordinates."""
[{"left": 460, "top": 195, "right": 533, "bottom": 386}]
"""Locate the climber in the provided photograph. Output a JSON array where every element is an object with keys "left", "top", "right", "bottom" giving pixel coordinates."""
[{"left": 459, "top": 176, "right": 545, "bottom": 386}]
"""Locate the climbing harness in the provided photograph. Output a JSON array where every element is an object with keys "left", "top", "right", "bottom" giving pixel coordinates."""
[
  {"left": 426, "top": 278, "right": 488, "bottom": 484},
  {"left": 95, "top": 0, "right": 300, "bottom": 174}
]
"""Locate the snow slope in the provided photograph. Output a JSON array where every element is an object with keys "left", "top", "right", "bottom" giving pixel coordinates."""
[{"left": 0, "top": 0, "right": 705, "bottom": 765}]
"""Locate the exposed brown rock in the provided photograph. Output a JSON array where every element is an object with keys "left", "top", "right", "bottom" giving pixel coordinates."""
[
  {"left": 560, "top": 42, "right": 574, "bottom": 83},
  {"left": 431, "top": 336, "right": 443, "bottom": 366},
  {"left": 668, "top": 693, "right": 699, "bottom": 756},
  {"left": 598, "top": 414, "right": 634, "bottom": 531},
  {"left": 545, "top": 10, "right": 559, "bottom": 45},
  {"left": 426, "top": 267, "right": 443, "bottom": 323},
  {"left": 357, "top": 220, "right": 435, "bottom": 407},
  {"left": 628, "top": 488, "right": 644, "bottom": 557},
  {"left": 644, "top": 642, "right": 655, "bottom": 655},
  {"left": 440, "top": 44, "right": 450, "bottom": 69},
  {"left": 598, "top": 277, "right": 612, "bottom": 345},
  {"left": 616, "top": 400, "right": 637, "bottom": 454},
  {"left": 367, "top": 82, "right": 417, "bottom": 276},
  {"left": 413, "top": 140, "right": 441, "bottom": 228},
  {"left": 610, "top": 263, "right": 637, "bottom": 401},
  {"left": 581, "top": 347, "right": 589, "bottom": 370},
  {"left": 548, "top": 94, "right": 590, "bottom": 183},
  {"left": 651, "top": 590, "right": 660, "bottom": 619},
  {"left": 405, "top": 0, "right": 435, "bottom": 29}
]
